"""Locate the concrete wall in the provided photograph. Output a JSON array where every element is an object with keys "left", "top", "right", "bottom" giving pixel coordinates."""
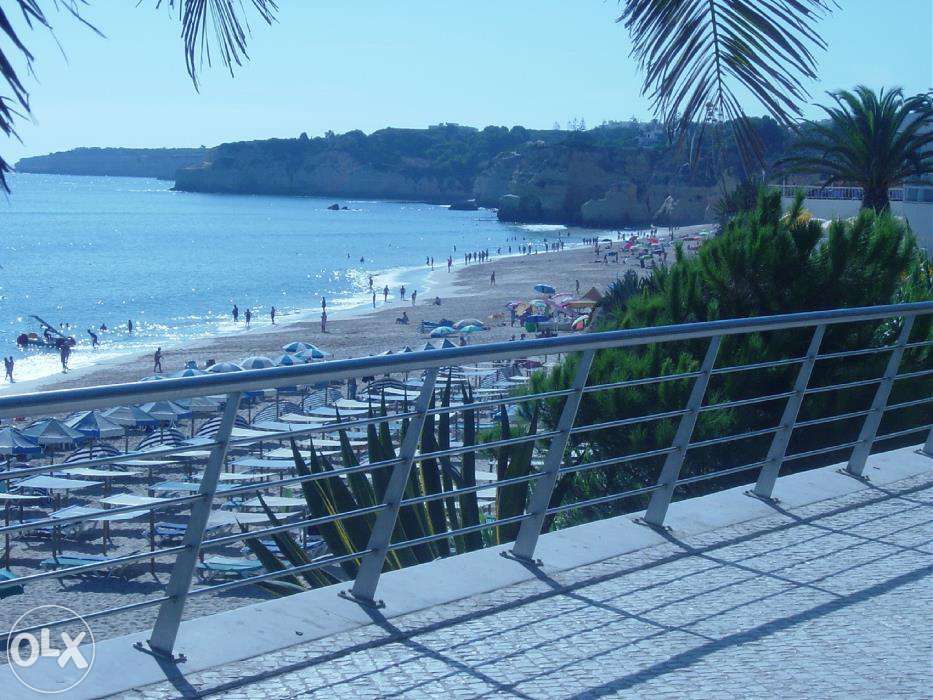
[{"left": 783, "top": 197, "right": 933, "bottom": 254}]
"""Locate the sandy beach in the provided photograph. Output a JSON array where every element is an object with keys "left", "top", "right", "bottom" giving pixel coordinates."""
[{"left": 3, "top": 226, "right": 708, "bottom": 397}]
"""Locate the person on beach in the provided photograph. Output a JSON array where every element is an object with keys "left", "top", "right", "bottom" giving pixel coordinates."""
[
  {"left": 321, "top": 310, "right": 327, "bottom": 332},
  {"left": 447, "top": 257, "right": 452, "bottom": 272},
  {"left": 434, "top": 296, "right": 442, "bottom": 306},
  {"left": 383, "top": 285, "right": 389, "bottom": 303},
  {"left": 372, "top": 291, "right": 377, "bottom": 308},
  {"left": 411, "top": 290, "right": 417, "bottom": 306},
  {"left": 430, "top": 257, "right": 434, "bottom": 269},
  {"left": 490, "top": 271, "right": 496, "bottom": 286},
  {"left": 4, "top": 357, "right": 13, "bottom": 383},
  {"left": 87, "top": 329, "right": 99, "bottom": 349},
  {"left": 232, "top": 305, "right": 239, "bottom": 323},
  {"left": 270, "top": 306, "right": 276, "bottom": 324},
  {"left": 322, "top": 297, "right": 327, "bottom": 311},
  {"left": 395, "top": 311, "right": 409, "bottom": 325},
  {"left": 60, "top": 344, "right": 70, "bottom": 373},
  {"left": 368, "top": 275, "right": 373, "bottom": 290},
  {"left": 245, "top": 308, "right": 252, "bottom": 328},
  {"left": 575, "top": 279, "right": 580, "bottom": 295},
  {"left": 154, "top": 347, "right": 163, "bottom": 373},
  {"left": 128, "top": 319, "right": 134, "bottom": 333}
]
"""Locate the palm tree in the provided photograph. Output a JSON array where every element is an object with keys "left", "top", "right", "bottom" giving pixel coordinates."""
[
  {"left": 779, "top": 86, "right": 933, "bottom": 212},
  {"left": 0, "top": 1, "right": 277, "bottom": 191},
  {"left": 619, "top": 0, "right": 834, "bottom": 167}
]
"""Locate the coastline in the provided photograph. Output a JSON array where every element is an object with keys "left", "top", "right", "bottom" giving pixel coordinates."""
[{"left": 0, "top": 226, "right": 709, "bottom": 397}]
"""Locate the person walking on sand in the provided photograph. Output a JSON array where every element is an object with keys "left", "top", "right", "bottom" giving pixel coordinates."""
[
  {"left": 128, "top": 319, "right": 134, "bottom": 333},
  {"left": 575, "top": 279, "right": 580, "bottom": 295},
  {"left": 60, "top": 344, "right": 70, "bottom": 373},
  {"left": 154, "top": 347, "right": 163, "bottom": 373},
  {"left": 232, "top": 304, "right": 239, "bottom": 323},
  {"left": 4, "top": 357, "right": 13, "bottom": 383},
  {"left": 245, "top": 308, "right": 252, "bottom": 328},
  {"left": 490, "top": 271, "right": 496, "bottom": 286},
  {"left": 400, "top": 285, "right": 406, "bottom": 300},
  {"left": 321, "top": 309, "right": 327, "bottom": 332},
  {"left": 368, "top": 275, "right": 373, "bottom": 290},
  {"left": 87, "top": 329, "right": 99, "bottom": 349},
  {"left": 270, "top": 306, "right": 276, "bottom": 325},
  {"left": 411, "top": 290, "right": 417, "bottom": 306},
  {"left": 383, "top": 285, "right": 389, "bottom": 303},
  {"left": 372, "top": 291, "right": 377, "bottom": 308}
]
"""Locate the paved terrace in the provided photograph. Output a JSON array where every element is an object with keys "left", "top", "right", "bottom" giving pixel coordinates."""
[{"left": 7, "top": 447, "right": 932, "bottom": 698}]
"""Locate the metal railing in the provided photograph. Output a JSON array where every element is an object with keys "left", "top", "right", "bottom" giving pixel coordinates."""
[
  {"left": 0, "top": 301, "right": 930, "bottom": 662},
  {"left": 776, "top": 184, "right": 907, "bottom": 202}
]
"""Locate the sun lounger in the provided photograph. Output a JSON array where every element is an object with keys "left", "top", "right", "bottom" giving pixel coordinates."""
[
  {"left": 39, "top": 551, "right": 141, "bottom": 582},
  {"left": 240, "top": 536, "right": 325, "bottom": 559},
  {"left": 154, "top": 521, "right": 228, "bottom": 543},
  {"left": 196, "top": 556, "right": 263, "bottom": 582},
  {"left": 0, "top": 568, "right": 24, "bottom": 598}
]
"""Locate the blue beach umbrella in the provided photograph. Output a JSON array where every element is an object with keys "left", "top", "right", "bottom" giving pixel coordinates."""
[
  {"left": 0, "top": 427, "right": 41, "bottom": 457},
  {"left": 534, "top": 283, "right": 556, "bottom": 295},
  {"left": 207, "top": 361, "right": 244, "bottom": 374},
  {"left": 295, "top": 346, "right": 329, "bottom": 361},
  {"left": 240, "top": 356, "right": 275, "bottom": 370},
  {"left": 430, "top": 326, "right": 456, "bottom": 338},
  {"left": 139, "top": 401, "right": 192, "bottom": 423},
  {"left": 274, "top": 354, "right": 302, "bottom": 367},
  {"left": 66, "top": 411, "right": 125, "bottom": 440},
  {"left": 173, "top": 367, "right": 207, "bottom": 378},
  {"left": 282, "top": 341, "right": 313, "bottom": 353},
  {"left": 102, "top": 405, "right": 158, "bottom": 428},
  {"left": 459, "top": 325, "right": 484, "bottom": 334},
  {"left": 23, "top": 419, "right": 87, "bottom": 448}
]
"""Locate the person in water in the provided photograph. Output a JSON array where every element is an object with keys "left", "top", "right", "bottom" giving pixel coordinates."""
[
  {"left": 399, "top": 285, "right": 406, "bottom": 300},
  {"left": 60, "top": 344, "right": 70, "bottom": 373},
  {"left": 99, "top": 323, "right": 108, "bottom": 331},
  {"left": 87, "top": 329, "right": 99, "bottom": 348},
  {"left": 154, "top": 347, "right": 163, "bottom": 373},
  {"left": 4, "top": 356, "right": 14, "bottom": 383},
  {"left": 245, "top": 308, "right": 252, "bottom": 328},
  {"left": 128, "top": 319, "right": 134, "bottom": 333},
  {"left": 411, "top": 290, "right": 417, "bottom": 306},
  {"left": 383, "top": 285, "right": 389, "bottom": 303},
  {"left": 232, "top": 304, "right": 239, "bottom": 323}
]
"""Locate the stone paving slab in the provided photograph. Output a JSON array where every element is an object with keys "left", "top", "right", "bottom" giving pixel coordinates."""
[{"left": 123, "top": 471, "right": 933, "bottom": 699}]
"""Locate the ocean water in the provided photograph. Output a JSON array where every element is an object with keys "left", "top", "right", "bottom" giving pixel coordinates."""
[{"left": 0, "top": 173, "right": 582, "bottom": 383}]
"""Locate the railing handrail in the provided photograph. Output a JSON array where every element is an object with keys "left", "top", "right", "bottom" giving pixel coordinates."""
[{"left": 1, "top": 301, "right": 930, "bottom": 419}]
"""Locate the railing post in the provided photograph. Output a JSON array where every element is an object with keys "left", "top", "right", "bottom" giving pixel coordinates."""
[
  {"left": 510, "top": 349, "right": 595, "bottom": 561},
  {"left": 145, "top": 392, "right": 241, "bottom": 659},
  {"left": 348, "top": 369, "right": 438, "bottom": 604},
  {"left": 922, "top": 427, "right": 933, "bottom": 458},
  {"left": 643, "top": 336, "right": 721, "bottom": 526},
  {"left": 847, "top": 315, "right": 915, "bottom": 477},
  {"left": 753, "top": 324, "right": 826, "bottom": 499}
]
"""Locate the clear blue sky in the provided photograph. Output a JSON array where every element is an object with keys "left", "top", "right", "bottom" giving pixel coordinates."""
[{"left": 6, "top": 0, "right": 931, "bottom": 161}]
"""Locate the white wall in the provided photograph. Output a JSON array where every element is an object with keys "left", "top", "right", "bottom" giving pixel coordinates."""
[{"left": 782, "top": 198, "right": 933, "bottom": 255}]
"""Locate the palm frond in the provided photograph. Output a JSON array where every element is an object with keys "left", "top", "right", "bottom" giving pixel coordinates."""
[{"left": 619, "top": 0, "right": 833, "bottom": 167}]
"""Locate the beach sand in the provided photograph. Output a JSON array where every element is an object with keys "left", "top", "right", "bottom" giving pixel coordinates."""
[{"left": 6, "top": 226, "right": 706, "bottom": 396}]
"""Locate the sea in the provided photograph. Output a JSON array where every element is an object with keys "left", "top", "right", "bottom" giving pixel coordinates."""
[{"left": 0, "top": 173, "right": 591, "bottom": 384}]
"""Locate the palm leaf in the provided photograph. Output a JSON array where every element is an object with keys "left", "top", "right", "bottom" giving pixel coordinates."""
[
  {"left": 254, "top": 494, "right": 336, "bottom": 589},
  {"left": 619, "top": 0, "right": 833, "bottom": 166},
  {"left": 458, "top": 382, "right": 484, "bottom": 551}
]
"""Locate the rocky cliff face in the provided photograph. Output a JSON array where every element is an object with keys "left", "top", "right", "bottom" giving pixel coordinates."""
[{"left": 15, "top": 147, "right": 208, "bottom": 180}]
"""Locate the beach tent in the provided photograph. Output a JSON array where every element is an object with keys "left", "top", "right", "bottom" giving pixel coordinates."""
[
  {"left": 66, "top": 411, "right": 125, "bottom": 440},
  {"left": 582, "top": 287, "right": 603, "bottom": 302},
  {"left": 173, "top": 367, "right": 208, "bottom": 378}
]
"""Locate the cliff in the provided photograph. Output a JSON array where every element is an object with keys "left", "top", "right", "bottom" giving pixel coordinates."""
[
  {"left": 176, "top": 120, "right": 789, "bottom": 227},
  {"left": 15, "top": 147, "right": 208, "bottom": 180}
]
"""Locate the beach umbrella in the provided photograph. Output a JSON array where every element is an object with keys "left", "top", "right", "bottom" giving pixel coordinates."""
[
  {"left": 400, "top": 346, "right": 415, "bottom": 353},
  {"left": 525, "top": 314, "right": 550, "bottom": 324},
  {"left": 534, "top": 283, "right": 556, "bottom": 295},
  {"left": 139, "top": 401, "right": 192, "bottom": 423},
  {"left": 530, "top": 299, "right": 549, "bottom": 311},
  {"left": 0, "top": 427, "right": 41, "bottom": 457},
  {"left": 102, "top": 405, "right": 159, "bottom": 428},
  {"left": 274, "top": 354, "right": 301, "bottom": 367},
  {"left": 430, "top": 326, "right": 456, "bottom": 338},
  {"left": 282, "top": 341, "right": 313, "bottom": 353},
  {"left": 459, "top": 325, "right": 484, "bottom": 334},
  {"left": 22, "top": 419, "right": 87, "bottom": 448},
  {"left": 175, "top": 396, "right": 222, "bottom": 416},
  {"left": 453, "top": 318, "right": 485, "bottom": 330},
  {"left": 295, "top": 346, "right": 329, "bottom": 361},
  {"left": 240, "top": 356, "right": 275, "bottom": 370},
  {"left": 66, "top": 411, "right": 125, "bottom": 440},
  {"left": 440, "top": 338, "right": 457, "bottom": 349},
  {"left": 571, "top": 315, "right": 589, "bottom": 331},
  {"left": 422, "top": 341, "right": 437, "bottom": 351},
  {"left": 207, "top": 361, "right": 244, "bottom": 374},
  {"left": 173, "top": 367, "right": 207, "bottom": 378}
]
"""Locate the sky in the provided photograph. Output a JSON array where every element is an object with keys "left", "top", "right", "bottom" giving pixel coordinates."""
[{"left": 5, "top": 0, "right": 931, "bottom": 162}]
